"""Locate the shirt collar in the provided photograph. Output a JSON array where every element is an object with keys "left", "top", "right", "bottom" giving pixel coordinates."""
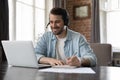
[{"left": 51, "top": 28, "right": 72, "bottom": 41}]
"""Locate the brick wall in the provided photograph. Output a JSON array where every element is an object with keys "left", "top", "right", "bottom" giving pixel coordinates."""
[{"left": 66, "top": 0, "right": 92, "bottom": 42}]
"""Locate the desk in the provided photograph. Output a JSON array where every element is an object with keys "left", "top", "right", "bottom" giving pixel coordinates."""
[{"left": 0, "top": 63, "right": 120, "bottom": 80}]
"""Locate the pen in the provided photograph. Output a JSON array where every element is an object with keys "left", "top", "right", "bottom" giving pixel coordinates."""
[{"left": 66, "top": 52, "right": 77, "bottom": 62}]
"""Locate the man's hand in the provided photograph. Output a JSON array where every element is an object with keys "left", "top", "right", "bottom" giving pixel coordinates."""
[
  {"left": 39, "top": 57, "right": 65, "bottom": 66},
  {"left": 66, "top": 56, "right": 81, "bottom": 67}
]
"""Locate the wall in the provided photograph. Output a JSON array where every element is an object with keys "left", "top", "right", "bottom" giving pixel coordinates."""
[{"left": 66, "top": 0, "right": 92, "bottom": 42}]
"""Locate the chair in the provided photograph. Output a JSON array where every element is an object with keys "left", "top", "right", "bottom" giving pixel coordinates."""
[{"left": 90, "top": 43, "right": 113, "bottom": 66}]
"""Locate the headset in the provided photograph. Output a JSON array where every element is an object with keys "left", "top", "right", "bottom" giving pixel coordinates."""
[
  {"left": 46, "top": 8, "right": 69, "bottom": 28},
  {"left": 46, "top": 22, "right": 50, "bottom": 28}
]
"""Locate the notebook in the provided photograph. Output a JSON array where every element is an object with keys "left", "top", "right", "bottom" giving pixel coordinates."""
[{"left": 1, "top": 41, "right": 51, "bottom": 69}]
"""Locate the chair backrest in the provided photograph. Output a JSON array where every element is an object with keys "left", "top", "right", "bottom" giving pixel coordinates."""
[{"left": 90, "top": 43, "right": 112, "bottom": 66}]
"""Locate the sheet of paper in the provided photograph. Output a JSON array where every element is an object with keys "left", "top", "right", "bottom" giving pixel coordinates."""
[
  {"left": 52, "top": 65, "right": 77, "bottom": 69},
  {"left": 39, "top": 67, "right": 95, "bottom": 74}
]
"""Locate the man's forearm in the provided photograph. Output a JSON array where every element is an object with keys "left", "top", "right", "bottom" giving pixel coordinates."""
[
  {"left": 39, "top": 57, "right": 65, "bottom": 66},
  {"left": 39, "top": 57, "right": 52, "bottom": 64}
]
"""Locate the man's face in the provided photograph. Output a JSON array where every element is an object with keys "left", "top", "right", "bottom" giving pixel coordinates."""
[{"left": 49, "top": 14, "right": 65, "bottom": 35}]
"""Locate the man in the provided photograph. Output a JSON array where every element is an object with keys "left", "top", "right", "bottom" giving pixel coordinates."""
[{"left": 35, "top": 7, "right": 97, "bottom": 67}]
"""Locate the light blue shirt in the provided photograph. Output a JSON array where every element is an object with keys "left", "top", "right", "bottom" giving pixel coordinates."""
[{"left": 35, "top": 28, "right": 97, "bottom": 66}]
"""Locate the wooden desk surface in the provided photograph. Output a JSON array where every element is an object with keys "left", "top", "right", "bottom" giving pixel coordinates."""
[{"left": 0, "top": 63, "right": 120, "bottom": 80}]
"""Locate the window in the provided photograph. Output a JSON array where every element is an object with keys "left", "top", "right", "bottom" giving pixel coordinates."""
[
  {"left": 100, "top": 0, "right": 120, "bottom": 51},
  {"left": 9, "top": 0, "right": 53, "bottom": 43}
]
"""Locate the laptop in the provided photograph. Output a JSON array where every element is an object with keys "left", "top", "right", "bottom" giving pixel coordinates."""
[{"left": 1, "top": 40, "right": 51, "bottom": 69}]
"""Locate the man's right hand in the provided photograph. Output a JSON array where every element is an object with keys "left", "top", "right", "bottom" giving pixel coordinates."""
[{"left": 39, "top": 57, "right": 65, "bottom": 66}]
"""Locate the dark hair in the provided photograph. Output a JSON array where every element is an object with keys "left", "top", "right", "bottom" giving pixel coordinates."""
[{"left": 50, "top": 7, "right": 69, "bottom": 26}]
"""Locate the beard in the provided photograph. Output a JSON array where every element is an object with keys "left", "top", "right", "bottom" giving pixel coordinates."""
[{"left": 51, "top": 26, "right": 64, "bottom": 35}]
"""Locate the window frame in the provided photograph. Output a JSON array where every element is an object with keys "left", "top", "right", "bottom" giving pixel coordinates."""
[
  {"left": 100, "top": 0, "right": 120, "bottom": 51},
  {"left": 9, "top": 0, "right": 53, "bottom": 43}
]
